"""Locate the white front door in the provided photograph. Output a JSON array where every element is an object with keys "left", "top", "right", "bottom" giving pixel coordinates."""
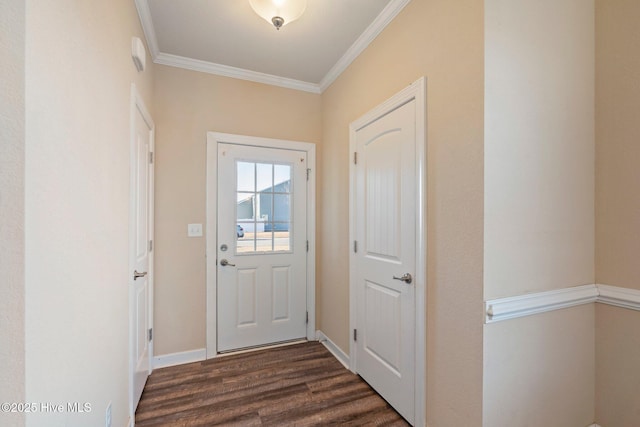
[
  {"left": 353, "top": 99, "right": 417, "bottom": 423},
  {"left": 217, "top": 143, "right": 307, "bottom": 352},
  {"left": 129, "top": 87, "right": 154, "bottom": 412}
]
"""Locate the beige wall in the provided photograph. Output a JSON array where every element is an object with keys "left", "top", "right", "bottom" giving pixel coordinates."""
[
  {"left": 0, "top": 1, "right": 26, "bottom": 426},
  {"left": 153, "top": 65, "right": 321, "bottom": 355},
  {"left": 595, "top": 0, "right": 640, "bottom": 425},
  {"left": 24, "top": 0, "right": 154, "bottom": 426},
  {"left": 595, "top": 0, "right": 640, "bottom": 290},
  {"left": 320, "top": 0, "right": 484, "bottom": 425},
  {"left": 485, "top": 0, "right": 595, "bottom": 300},
  {"left": 483, "top": 0, "right": 596, "bottom": 424},
  {"left": 484, "top": 306, "right": 595, "bottom": 427},
  {"left": 596, "top": 304, "right": 640, "bottom": 426}
]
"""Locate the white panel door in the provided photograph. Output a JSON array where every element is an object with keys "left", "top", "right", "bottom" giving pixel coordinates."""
[
  {"left": 354, "top": 100, "right": 416, "bottom": 423},
  {"left": 130, "top": 96, "right": 153, "bottom": 410},
  {"left": 217, "top": 143, "right": 307, "bottom": 352}
]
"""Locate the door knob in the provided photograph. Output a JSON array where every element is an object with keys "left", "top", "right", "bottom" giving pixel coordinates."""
[
  {"left": 133, "top": 270, "right": 148, "bottom": 280},
  {"left": 220, "top": 259, "right": 236, "bottom": 267},
  {"left": 393, "top": 273, "right": 412, "bottom": 284}
]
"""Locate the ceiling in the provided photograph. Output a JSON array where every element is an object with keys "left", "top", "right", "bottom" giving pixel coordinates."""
[{"left": 135, "top": 0, "right": 410, "bottom": 93}]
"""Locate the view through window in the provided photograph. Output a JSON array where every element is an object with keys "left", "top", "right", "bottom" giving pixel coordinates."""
[{"left": 236, "top": 161, "right": 292, "bottom": 253}]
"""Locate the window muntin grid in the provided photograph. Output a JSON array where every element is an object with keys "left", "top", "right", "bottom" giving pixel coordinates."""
[{"left": 236, "top": 161, "right": 292, "bottom": 254}]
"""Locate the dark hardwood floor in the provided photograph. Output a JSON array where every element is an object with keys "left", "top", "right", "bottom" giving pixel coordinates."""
[{"left": 136, "top": 341, "right": 409, "bottom": 426}]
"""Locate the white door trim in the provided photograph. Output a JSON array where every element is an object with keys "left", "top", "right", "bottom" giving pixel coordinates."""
[
  {"left": 128, "top": 83, "right": 155, "bottom": 420},
  {"left": 349, "top": 77, "right": 426, "bottom": 426},
  {"left": 206, "top": 132, "right": 316, "bottom": 357}
]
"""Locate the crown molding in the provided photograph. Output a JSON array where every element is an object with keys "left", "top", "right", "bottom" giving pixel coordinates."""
[
  {"left": 154, "top": 53, "right": 322, "bottom": 94},
  {"left": 318, "top": 0, "right": 411, "bottom": 92},
  {"left": 134, "top": 0, "right": 160, "bottom": 59},
  {"left": 134, "top": 0, "right": 410, "bottom": 94}
]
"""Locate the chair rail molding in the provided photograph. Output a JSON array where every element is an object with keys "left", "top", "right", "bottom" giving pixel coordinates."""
[
  {"left": 485, "top": 284, "right": 640, "bottom": 323},
  {"left": 597, "top": 284, "right": 640, "bottom": 311},
  {"left": 485, "top": 284, "right": 599, "bottom": 324}
]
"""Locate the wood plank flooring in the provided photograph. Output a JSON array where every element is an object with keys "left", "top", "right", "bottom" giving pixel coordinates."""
[{"left": 136, "top": 341, "right": 409, "bottom": 426}]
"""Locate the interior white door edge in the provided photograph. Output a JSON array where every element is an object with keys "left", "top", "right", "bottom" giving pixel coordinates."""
[
  {"left": 349, "top": 77, "right": 426, "bottom": 427},
  {"left": 205, "top": 133, "right": 316, "bottom": 357},
  {"left": 129, "top": 83, "right": 155, "bottom": 420}
]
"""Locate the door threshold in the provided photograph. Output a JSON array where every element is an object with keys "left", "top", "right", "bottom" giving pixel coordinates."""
[{"left": 216, "top": 338, "right": 308, "bottom": 358}]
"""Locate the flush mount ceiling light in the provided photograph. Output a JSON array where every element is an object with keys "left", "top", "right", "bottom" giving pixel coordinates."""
[{"left": 249, "top": 0, "right": 307, "bottom": 30}]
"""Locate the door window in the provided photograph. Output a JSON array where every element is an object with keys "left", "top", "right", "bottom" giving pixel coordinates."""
[{"left": 236, "top": 161, "right": 292, "bottom": 254}]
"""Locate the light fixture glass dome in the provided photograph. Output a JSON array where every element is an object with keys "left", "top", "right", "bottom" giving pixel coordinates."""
[{"left": 249, "top": 0, "right": 307, "bottom": 30}]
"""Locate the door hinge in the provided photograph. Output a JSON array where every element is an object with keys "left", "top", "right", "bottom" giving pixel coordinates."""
[
  {"left": 148, "top": 328, "right": 153, "bottom": 342},
  {"left": 306, "top": 240, "right": 309, "bottom": 252},
  {"left": 306, "top": 168, "right": 311, "bottom": 181},
  {"left": 306, "top": 311, "right": 309, "bottom": 324},
  {"left": 149, "top": 240, "right": 153, "bottom": 252},
  {"left": 149, "top": 152, "right": 154, "bottom": 164},
  {"left": 353, "top": 240, "right": 358, "bottom": 253},
  {"left": 353, "top": 152, "right": 358, "bottom": 165},
  {"left": 353, "top": 329, "right": 357, "bottom": 342}
]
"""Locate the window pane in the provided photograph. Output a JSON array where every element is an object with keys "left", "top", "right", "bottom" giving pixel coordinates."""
[
  {"left": 236, "top": 193, "right": 254, "bottom": 220},
  {"left": 237, "top": 243, "right": 255, "bottom": 253},
  {"left": 273, "top": 228, "right": 290, "bottom": 251},
  {"left": 236, "top": 223, "right": 254, "bottom": 253},
  {"left": 258, "top": 193, "right": 273, "bottom": 221},
  {"left": 274, "top": 164, "right": 291, "bottom": 191},
  {"left": 275, "top": 179, "right": 291, "bottom": 194},
  {"left": 273, "top": 194, "right": 290, "bottom": 222},
  {"left": 256, "top": 163, "right": 272, "bottom": 193},
  {"left": 256, "top": 231, "right": 273, "bottom": 252},
  {"left": 237, "top": 162, "right": 254, "bottom": 192}
]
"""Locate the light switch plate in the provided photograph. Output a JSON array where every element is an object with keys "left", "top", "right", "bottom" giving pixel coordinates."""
[{"left": 187, "top": 223, "right": 203, "bottom": 237}]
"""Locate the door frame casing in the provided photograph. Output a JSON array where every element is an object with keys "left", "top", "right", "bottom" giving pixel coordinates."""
[
  {"left": 349, "top": 77, "right": 426, "bottom": 426},
  {"left": 205, "top": 132, "right": 316, "bottom": 357},
  {"left": 128, "top": 83, "right": 155, "bottom": 421}
]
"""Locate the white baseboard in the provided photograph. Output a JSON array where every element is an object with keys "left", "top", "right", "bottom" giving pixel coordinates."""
[
  {"left": 316, "top": 330, "right": 350, "bottom": 369},
  {"left": 152, "top": 348, "right": 206, "bottom": 369}
]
